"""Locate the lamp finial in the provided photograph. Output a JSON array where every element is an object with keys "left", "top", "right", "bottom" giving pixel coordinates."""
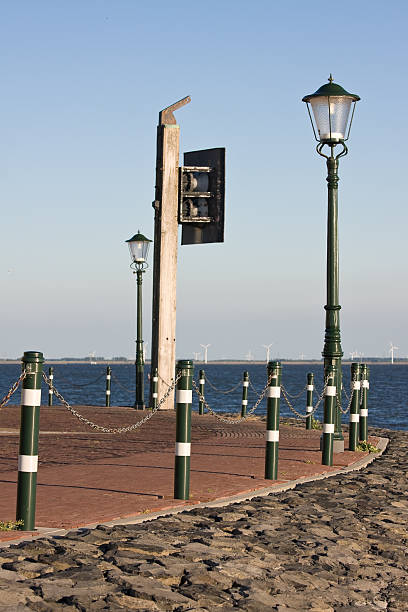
[{"left": 328, "top": 74, "right": 333, "bottom": 83}]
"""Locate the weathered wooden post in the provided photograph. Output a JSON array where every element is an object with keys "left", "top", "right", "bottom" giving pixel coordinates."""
[{"left": 150, "top": 96, "right": 191, "bottom": 410}]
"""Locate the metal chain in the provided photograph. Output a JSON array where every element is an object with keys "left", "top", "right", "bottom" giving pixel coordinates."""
[
  {"left": 280, "top": 379, "right": 327, "bottom": 420},
  {"left": 110, "top": 371, "right": 134, "bottom": 394},
  {"left": 158, "top": 373, "right": 171, "bottom": 388},
  {"left": 0, "top": 372, "right": 26, "bottom": 408},
  {"left": 342, "top": 385, "right": 350, "bottom": 401},
  {"left": 42, "top": 371, "right": 181, "bottom": 433},
  {"left": 248, "top": 378, "right": 261, "bottom": 396},
  {"left": 192, "top": 374, "right": 273, "bottom": 424},
  {"left": 336, "top": 372, "right": 357, "bottom": 415},
  {"left": 54, "top": 371, "right": 105, "bottom": 388},
  {"left": 204, "top": 375, "right": 242, "bottom": 395},
  {"left": 281, "top": 383, "right": 308, "bottom": 400}
]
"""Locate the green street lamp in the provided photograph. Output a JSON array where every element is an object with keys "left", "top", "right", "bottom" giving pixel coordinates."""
[
  {"left": 126, "top": 231, "right": 152, "bottom": 410},
  {"left": 303, "top": 75, "right": 360, "bottom": 449}
]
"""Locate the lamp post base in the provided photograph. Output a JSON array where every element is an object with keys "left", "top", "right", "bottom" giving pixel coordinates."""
[{"left": 320, "top": 435, "right": 344, "bottom": 453}]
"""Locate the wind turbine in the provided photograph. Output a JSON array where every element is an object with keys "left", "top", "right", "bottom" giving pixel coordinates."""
[
  {"left": 193, "top": 352, "right": 201, "bottom": 362},
  {"left": 262, "top": 343, "right": 273, "bottom": 363},
  {"left": 246, "top": 349, "right": 254, "bottom": 361},
  {"left": 389, "top": 342, "right": 399, "bottom": 364},
  {"left": 200, "top": 344, "right": 211, "bottom": 364}
]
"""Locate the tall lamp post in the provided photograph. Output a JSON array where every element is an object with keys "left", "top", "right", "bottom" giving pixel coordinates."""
[
  {"left": 303, "top": 76, "right": 360, "bottom": 450},
  {"left": 126, "top": 231, "right": 152, "bottom": 410}
]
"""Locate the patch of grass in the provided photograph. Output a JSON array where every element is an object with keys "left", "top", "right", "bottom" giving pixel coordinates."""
[
  {"left": 356, "top": 441, "right": 380, "bottom": 453},
  {"left": 310, "top": 417, "right": 322, "bottom": 430},
  {"left": 0, "top": 519, "right": 24, "bottom": 531}
]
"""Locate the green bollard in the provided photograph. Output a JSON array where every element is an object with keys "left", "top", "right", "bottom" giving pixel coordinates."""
[
  {"left": 152, "top": 368, "right": 158, "bottom": 410},
  {"left": 322, "top": 365, "right": 336, "bottom": 466},
  {"left": 105, "top": 366, "right": 111, "bottom": 407},
  {"left": 16, "top": 351, "right": 44, "bottom": 531},
  {"left": 305, "top": 372, "right": 314, "bottom": 430},
  {"left": 349, "top": 362, "right": 361, "bottom": 450},
  {"left": 198, "top": 369, "right": 205, "bottom": 415},
  {"left": 174, "top": 360, "right": 194, "bottom": 500},
  {"left": 48, "top": 367, "right": 54, "bottom": 406},
  {"left": 359, "top": 364, "right": 370, "bottom": 442},
  {"left": 241, "top": 371, "right": 249, "bottom": 417},
  {"left": 265, "top": 361, "right": 281, "bottom": 480}
]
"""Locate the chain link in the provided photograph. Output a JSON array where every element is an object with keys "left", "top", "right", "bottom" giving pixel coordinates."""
[
  {"left": 0, "top": 372, "right": 26, "bottom": 408},
  {"left": 336, "top": 373, "right": 357, "bottom": 415},
  {"left": 110, "top": 371, "right": 134, "bottom": 394},
  {"left": 54, "top": 371, "right": 105, "bottom": 388},
  {"left": 281, "top": 383, "right": 308, "bottom": 400},
  {"left": 204, "top": 375, "right": 242, "bottom": 395},
  {"left": 192, "top": 374, "right": 273, "bottom": 424},
  {"left": 42, "top": 371, "right": 181, "bottom": 433},
  {"left": 280, "top": 379, "right": 327, "bottom": 420}
]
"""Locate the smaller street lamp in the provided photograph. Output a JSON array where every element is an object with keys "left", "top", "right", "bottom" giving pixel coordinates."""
[
  {"left": 302, "top": 75, "right": 360, "bottom": 448},
  {"left": 126, "top": 231, "right": 152, "bottom": 409}
]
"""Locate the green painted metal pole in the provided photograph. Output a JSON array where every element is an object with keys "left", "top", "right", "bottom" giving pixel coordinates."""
[
  {"left": 241, "top": 371, "right": 249, "bottom": 417},
  {"left": 322, "top": 151, "right": 344, "bottom": 448},
  {"left": 322, "top": 365, "right": 336, "bottom": 466},
  {"left": 349, "top": 362, "right": 361, "bottom": 450},
  {"left": 135, "top": 268, "right": 145, "bottom": 410},
  {"left": 198, "top": 369, "right": 205, "bottom": 415},
  {"left": 152, "top": 368, "right": 158, "bottom": 410},
  {"left": 48, "top": 367, "right": 53, "bottom": 406},
  {"left": 105, "top": 366, "right": 111, "bottom": 407},
  {"left": 359, "top": 364, "right": 370, "bottom": 442},
  {"left": 174, "top": 359, "right": 194, "bottom": 500},
  {"left": 305, "top": 372, "right": 314, "bottom": 430},
  {"left": 16, "top": 351, "right": 44, "bottom": 531},
  {"left": 265, "top": 361, "right": 281, "bottom": 480}
]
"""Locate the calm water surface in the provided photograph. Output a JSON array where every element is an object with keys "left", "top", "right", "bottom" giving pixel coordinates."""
[{"left": 0, "top": 363, "right": 406, "bottom": 431}]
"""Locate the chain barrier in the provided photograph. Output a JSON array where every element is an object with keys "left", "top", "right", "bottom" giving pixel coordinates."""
[
  {"left": 110, "top": 371, "right": 134, "bottom": 395},
  {"left": 192, "top": 374, "right": 273, "bottom": 424},
  {"left": 281, "top": 383, "right": 308, "bottom": 400},
  {"left": 249, "top": 378, "right": 261, "bottom": 396},
  {"left": 42, "top": 371, "right": 181, "bottom": 433},
  {"left": 342, "top": 385, "right": 350, "bottom": 401},
  {"left": 204, "top": 375, "right": 242, "bottom": 394},
  {"left": 53, "top": 371, "right": 105, "bottom": 388},
  {"left": 0, "top": 372, "right": 26, "bottom": 409},
  {"left": 280, "top": 379, "right": 328, "bottom": 420}
]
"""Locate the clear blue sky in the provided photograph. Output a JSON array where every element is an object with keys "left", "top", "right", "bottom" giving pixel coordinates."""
[{"left": 1, "top": 0, "right": 407, "bottom": 360}]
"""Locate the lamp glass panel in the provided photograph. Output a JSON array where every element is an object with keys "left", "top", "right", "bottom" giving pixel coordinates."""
[
  {"left": 128, "top": 240, "right": 150, "bottom": 263},
  {"left": 310, "top": 96, "right": 353, "bottom": 141}
]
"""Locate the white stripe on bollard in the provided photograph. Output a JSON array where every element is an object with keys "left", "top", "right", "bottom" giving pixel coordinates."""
[
  {"left": 175, "top": 442, "right": 191, "bottom": 456},
  {"left": 325, "top": 386, "right": 336, "bottom": 397},
  {"left": 267, "top": 387, "right": 281, "bottom": 398},
  {"left": 360, "top": 408, "right": 368, "bottom": 417},
  {"left": 266, "top": 430, "right": 279, "bottom": 442},
  {"left": 307, "top": 385, "right": 314, "bottom": 391},
  {"left": 353, "top": 381, "right": 361, "bottom": 390},
  {"left": 362, "top": 381, "right": 370, "bottom": 389},
  {"left": 176, "top": 390, "right": 192, "bottom": 404},
  {"left": 153, "top": 377, "right": 158, "bottom": 382},
  {"left": 350, "top": 413, "right": 359, "bottom": 422},
  {"left": 241, "top": 399, "right": 248, "bottom": 406},
  {"left": 48, "top": 389, "right": 53, "bottom": 395},
  {"left": 21, "top": 389, "right": 41, "bottom": 406},
  {"left": 306, "top": 406, "right": 313, "bottom": 413},
  {"left": 243, "top": 381, "right": 249, "bottom": 387},
  {"left": 105, "top": 390, "right": 111, "bottom": 395},
  {"left": 18, "top": 455, "right": 38, "bottom": 472},
  {"left": 152, "top": 392, "right": 158, "bottom": 398},
  {"left": 106, "top": 375, "right": 111, "bottom": 380},
  {"left": 199, "top": 379, "right": 205, "bottom": 385},
  {"left": 323, "top": 423, "right": 335, "bottom": 434}
]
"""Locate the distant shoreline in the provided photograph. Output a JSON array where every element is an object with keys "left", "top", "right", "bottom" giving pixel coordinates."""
[{"left": 0, "top": 359, "right": 407, "bottom": 366}]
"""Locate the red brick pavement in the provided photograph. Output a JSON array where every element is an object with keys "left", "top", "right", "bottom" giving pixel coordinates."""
[{"left": 0, "top": 405, "right": 376, "bottom": 542}]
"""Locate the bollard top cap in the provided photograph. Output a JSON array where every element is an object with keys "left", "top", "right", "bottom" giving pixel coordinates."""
[
  {"left": 177, "top": 359, "right": 194, "bottom": 369},
  {"left": 22, "top": 351, "right": 44, "bottom": 363}
]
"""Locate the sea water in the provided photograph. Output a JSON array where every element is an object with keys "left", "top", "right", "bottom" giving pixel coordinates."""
[{"left": 0, "top": 362, "right": 406, "bottom": 431}]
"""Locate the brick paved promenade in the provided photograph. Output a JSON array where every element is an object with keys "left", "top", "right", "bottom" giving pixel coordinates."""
[{"left": 0, "top": 405, "right": 376, "bottom": 543}]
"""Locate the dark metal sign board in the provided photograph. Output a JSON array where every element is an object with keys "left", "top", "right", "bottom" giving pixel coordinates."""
[{"left": 180, "top": 147, "right": 225, "bottom": 245}]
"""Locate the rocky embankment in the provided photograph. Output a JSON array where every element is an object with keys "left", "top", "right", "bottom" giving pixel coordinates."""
[{"left": 0, "top": 427, "right": 407, "bottom": 611}]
